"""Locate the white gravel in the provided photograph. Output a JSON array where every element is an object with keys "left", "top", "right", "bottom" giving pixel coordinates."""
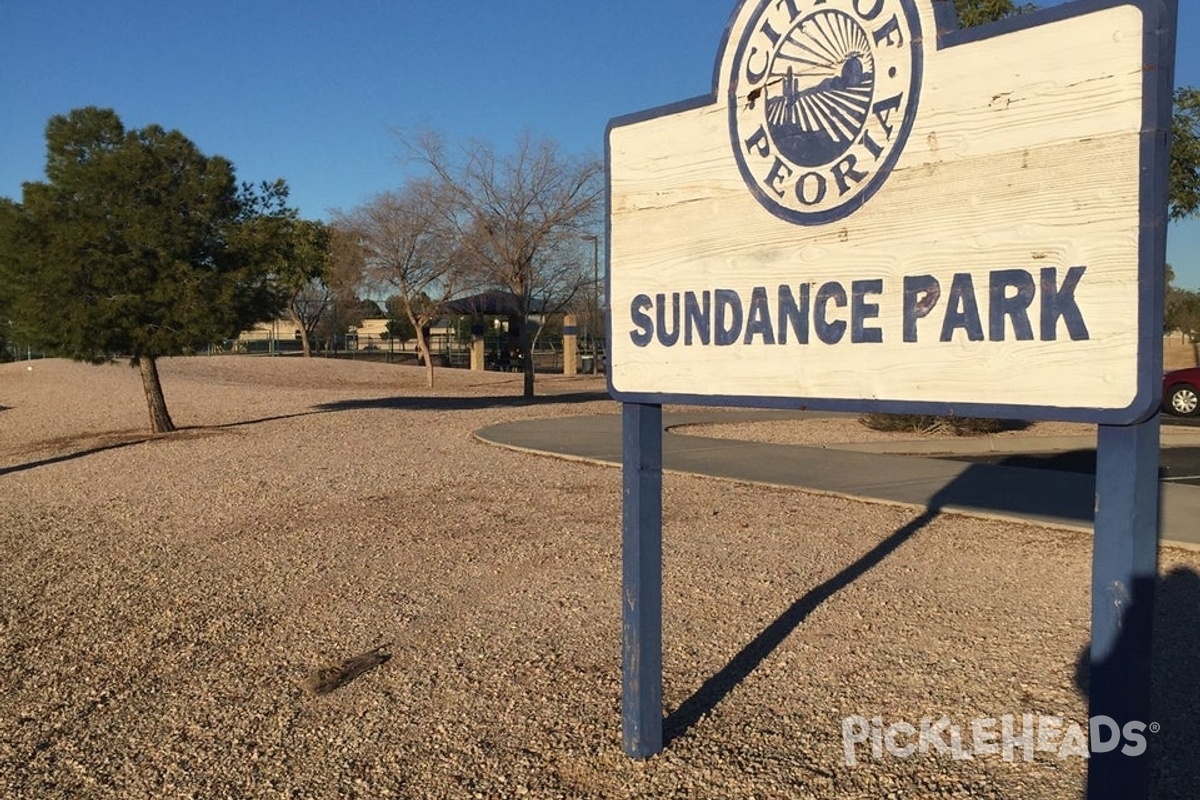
[{"left": 1, "top": 357, "right": 1197, "bottom": 799}]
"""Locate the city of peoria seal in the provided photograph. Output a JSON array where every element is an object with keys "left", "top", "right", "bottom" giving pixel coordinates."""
[{"left": 729, "top": 0, "right": 922, "bottom": 225}]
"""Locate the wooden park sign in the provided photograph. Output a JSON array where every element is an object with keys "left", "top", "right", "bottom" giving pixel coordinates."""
[{"left": 606, "top": 1, "right": 1176, "bottom": 797}]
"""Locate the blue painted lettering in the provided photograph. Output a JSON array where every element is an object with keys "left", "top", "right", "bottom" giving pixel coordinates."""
[
  {"left": 630, "top": 295, "right": 653, "bottom": 347},
  {"left": 715, "top": 289, "right": 743, "bottom": 346},
  {"left": 777, "top": 284, "right": 810, "bottom": 345},
  {"left": 1040, "top": 266, "right": 1090, "bottom": 341},
  {"left": 854, "top": 0, "right": 885, "bottom": 20},
  {"left": 831, "top": 154, "right": 867, "bottom": 196},
  {"left": 684, "top": 291, "right": 712, "bottom": 345},
  {"left": 902, "top": 274, "right": 940, "bottom": 342},
  {"left": 744, "top": 125, "right": 771, "bottom": 159},
  {"left": 851, "top": 279, "right": 884, "bottom": 343},
  {"left": 744, "top": 286, "right": 776, "bottom": 345},
  {"left": 989, "top": 269, "right": 1036, "bottom": 341},
  {"left": 940, "top": 273, "right": 984, "bottom": 342},
  {"left": 815, "top": 282, "right": 847, "bottom": 344},
  {"left": 745, "top": 47, "right": 769, "bottom": 83},
  {"left": 873, "top": 14, "right": 903, "bottom": 47},
  {"left": 775, "top": 0, "right": 804, "bottom": 23},
  {"left": 872, "top": 94, "right": 903, "bottom": 140},
  {"left": 860, "top": 129, "right": 884, "bottom": 160},
  {"left": 655, "top": 293, "right": 681, "bottom": 347},
  {"left": 624, "top": 270, "right": 1090, "bottom": 349},
  {"left": 765, "top": 157, "right": 795, "bottom": 198},
  {"left": 796, "top": 171, "right": 828, "bottom": 205}
]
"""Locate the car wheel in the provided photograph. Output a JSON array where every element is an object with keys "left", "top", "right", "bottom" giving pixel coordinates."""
[{"left": 1167, "top": 384, "right": 1199, "bottom": 417}]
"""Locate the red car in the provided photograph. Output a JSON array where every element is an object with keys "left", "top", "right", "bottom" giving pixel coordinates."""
[{"left": 1163, "top": 367, "right": 1200, "bottom": 417}]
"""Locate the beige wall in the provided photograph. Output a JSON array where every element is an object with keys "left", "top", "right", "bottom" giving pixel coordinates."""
[
  {"left": 239, "top": 318, "right": 301, "bottom": 342},
  {"left": 354, "top": 318, "right": 390, "bottom": 340}
]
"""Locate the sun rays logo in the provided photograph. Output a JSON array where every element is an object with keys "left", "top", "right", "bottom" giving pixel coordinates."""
[{"left": 729, "top": 0, "right": 922, "bottom": 225}]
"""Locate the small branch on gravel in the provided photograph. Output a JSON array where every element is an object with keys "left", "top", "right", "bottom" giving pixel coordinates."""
[{"left": 299, "top": 643, "right": 393, "bottom": 695}]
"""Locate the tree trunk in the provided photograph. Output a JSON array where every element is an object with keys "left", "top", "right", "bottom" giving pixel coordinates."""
[
  {"left": 137, "top": 354, "right": 176, "bottom": 433},
  {"left": 409, "top": 307, "right": 436, "bottom": 389},
  {"left": 520, "top": 317, "right": 535, "bottom": 398},
  {"left": 416, "top": 330, "right": 435, "bottom": 389},
  {"left": 288, "top": 307, "right": 312, "bottom": 357}
]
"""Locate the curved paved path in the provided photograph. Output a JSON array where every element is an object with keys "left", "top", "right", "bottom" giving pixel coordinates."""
[{"left": 476, "top": 410, "right": 1200, "bottom": 550}]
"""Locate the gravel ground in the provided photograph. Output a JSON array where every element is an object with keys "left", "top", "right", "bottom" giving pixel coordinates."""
[{"left": 1, "top": 357, "right": 1197, "bottom": 799}]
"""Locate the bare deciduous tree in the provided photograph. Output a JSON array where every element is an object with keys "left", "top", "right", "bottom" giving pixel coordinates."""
[
  {"left": 310, "top": 225, "right": 370, "bottom": 353},
  {"left": 277, "top": 219, "right": 332, "bottom": 357},
  {"left": 334, "top": 180, "right": 463, "bottom": 388},
  {"left": 405, "top": 131, "right": 603, "bottom": 397},
  {"left": 287, "top": 278, "right": 335, "bottom": 355}
]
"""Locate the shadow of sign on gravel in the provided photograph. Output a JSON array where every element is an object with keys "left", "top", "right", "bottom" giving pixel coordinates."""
[
  {"left": 664, "top": 464, "right": 1023, "bottom": 745},
  {"left": 664, "top": 504, "right": 941, "bottom": 748},
  {"left": 664, "top": 460, "right": 1190, "bottom": 788},
  {"left": 664, "top": 456, "right": 1158, "bottom": 746}
]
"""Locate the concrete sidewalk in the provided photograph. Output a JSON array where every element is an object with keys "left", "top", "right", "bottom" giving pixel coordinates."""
[{"left": 475, "top": 411, "right": 1200, "bottom": 550}]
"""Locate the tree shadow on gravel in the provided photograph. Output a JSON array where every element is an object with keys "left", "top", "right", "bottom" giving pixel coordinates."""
[
  {"left": 2, "top": 440, "right": 148, "bottom": 477},
  {"left": 0, "top": 412, "right": 331, "bottom": 476},
  {"left": 1, "top": 430, "right": 174, "bottom": 477},
  {"left": 199, "top": 411, "right": 324, "bottom": 430},
  {"left": 1, "top": 392, "right": 611, "bottom": 476},
  {"left": 315, "top": 391, "right": 611, "bottom": 413}
]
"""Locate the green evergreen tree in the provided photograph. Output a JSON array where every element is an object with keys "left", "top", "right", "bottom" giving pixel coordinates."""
[
  {"left": 952, "top": 0, "right": 1036, "bottom": 28},
  {"left": 0, "top": 198, "right": 22, "bottom": 361},
  {"left": 1170, "top": 87, "right": 1200, "bottom": 222},
  {"left": 274, "top": 218, "right": 333, "bottom": 358},
  {"left": 0, "top": 107, "right": 291, "bottom": 432}
]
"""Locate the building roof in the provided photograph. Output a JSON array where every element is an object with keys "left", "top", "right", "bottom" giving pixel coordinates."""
[{"left": 444, "top": 290, "right": 554, "bottom": 316}]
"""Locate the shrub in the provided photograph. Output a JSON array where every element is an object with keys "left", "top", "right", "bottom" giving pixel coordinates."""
[{"left": 858, "top": 413, "right": 1020, "bottom": 437}]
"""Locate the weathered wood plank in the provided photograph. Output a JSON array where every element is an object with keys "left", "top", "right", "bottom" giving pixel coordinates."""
[{"left": 608, "top": 3, "right": 1151, "bottom": 418}]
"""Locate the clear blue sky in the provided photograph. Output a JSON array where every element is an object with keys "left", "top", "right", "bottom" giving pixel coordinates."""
[{"left": 2, "top": 0, "right": 1199, "bottom": 289}]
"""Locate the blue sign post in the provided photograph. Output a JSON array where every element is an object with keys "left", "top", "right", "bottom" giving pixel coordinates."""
[
  {"left": 608, "top": 0, "right": 1176, "bottom": 796},
  {"left": 1090, "top": 419, "right": 1163, "bottom": 797},
  {"left": 621, "top": 402, "right": 663, "bottom": 756}
]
